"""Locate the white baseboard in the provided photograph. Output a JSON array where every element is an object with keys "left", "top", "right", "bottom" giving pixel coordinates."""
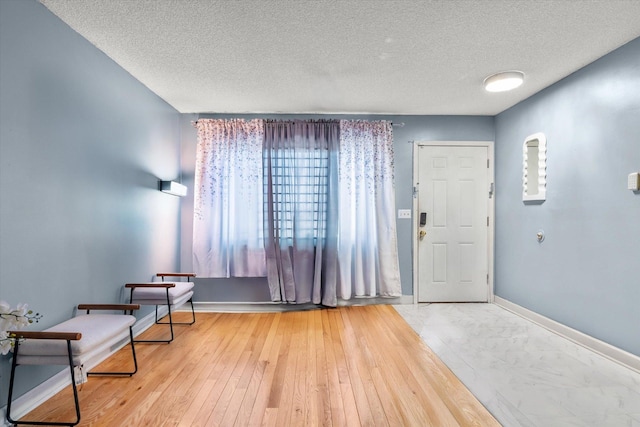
[
  {"left": 189, "top": 295, "right": 414, "bottom": 313},
  {"left": 1, "top": 309, "right": 161, "bottom": 425},
  {"left": 494, "top": 296, "right": 640, "bottom": 374}
]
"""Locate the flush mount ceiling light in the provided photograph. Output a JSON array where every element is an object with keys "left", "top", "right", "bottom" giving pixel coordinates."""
[{"left": 483, "top": 71, "right": 525, "bottom": 92}]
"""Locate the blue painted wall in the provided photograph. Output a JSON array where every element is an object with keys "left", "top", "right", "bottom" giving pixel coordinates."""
[
  {"left": 0, "top": 0, "right": 181, "bottom": 401},
  {"left": 179, "top": 114, "right": 495, "bottom": 301},
  {"left": 495, "top": 38, "right": 640, "bottom": 356}
]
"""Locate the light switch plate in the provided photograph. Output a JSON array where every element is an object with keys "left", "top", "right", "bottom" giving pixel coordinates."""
[
  {"left": 628, "top": 172, "right": 640, "bottom": 191},
  {"left": 398, "top": 209, "right": 411, "bottom": 219}
]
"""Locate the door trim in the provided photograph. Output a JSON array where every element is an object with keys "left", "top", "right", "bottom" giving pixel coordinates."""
[{"left": 411, "top": 141, "right": 495, "bottom": 304}]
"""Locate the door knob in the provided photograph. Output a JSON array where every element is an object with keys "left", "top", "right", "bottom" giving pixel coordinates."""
[{"left": 419, "top": 230, "right": 426, "bottom": 240}]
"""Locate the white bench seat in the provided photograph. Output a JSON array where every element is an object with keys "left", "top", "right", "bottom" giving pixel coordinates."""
[
  {"left": 16, "top": 313, "right": 136, "bottom": 366},
  {"left": 6, "top": 304, "right": 140, "bottom": 426},
  {"left": 126, "top": 273, "right": 196, "bottom": 344},
  {"left": 128, "top": 281, "right": 194, "bottom": 306}
]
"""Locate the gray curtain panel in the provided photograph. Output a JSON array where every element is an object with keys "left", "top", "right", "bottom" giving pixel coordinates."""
[{"left": 263, "top": 120, "right": 340, "bottom": 306}]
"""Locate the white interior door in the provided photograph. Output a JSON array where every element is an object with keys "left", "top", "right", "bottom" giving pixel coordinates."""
[{"left": 417, "top": 144, "right": 490, "bottom": 302}]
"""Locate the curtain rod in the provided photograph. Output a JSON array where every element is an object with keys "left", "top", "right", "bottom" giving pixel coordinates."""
[{"left": 191, "top": 120, "right": 405, "bottom": 127}]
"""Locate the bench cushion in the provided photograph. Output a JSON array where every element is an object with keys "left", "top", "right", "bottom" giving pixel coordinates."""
[
  {"left": 16, "top": 314, "right": 136, "bottom": 366},
  {"left": 129, "top": 282, "right": 194, "bottom": 306}
]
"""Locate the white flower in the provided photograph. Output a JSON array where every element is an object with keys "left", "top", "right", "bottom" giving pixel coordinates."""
[
  {"left": 0, "top": 300, "right": 10, "bottom": 313},
  {"left": 0, "top": 300, "right": 14, "bottom": 331},
  {"left": 13, "top": 303, "right": 30, "bottom": 328},
  {"left": 0, "top": 330, "right": 13, "bottom": 355},
  {"left": 0, "top": 300, "right": 40, "bottom": 355}
]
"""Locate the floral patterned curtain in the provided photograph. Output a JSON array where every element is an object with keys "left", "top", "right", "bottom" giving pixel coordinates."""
[
  {"left": 338, "top": 120, "right": 402, "bottom": 299},
  {"left": 192, "top": 118, "right": 402, "bottom": 305},
  {"left": 193, "top": 119, "right": 266, "bottom": 277}
]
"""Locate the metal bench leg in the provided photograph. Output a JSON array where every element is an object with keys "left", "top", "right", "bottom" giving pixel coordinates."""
[
  {"left": 88, "top": 327, "right": 138, "bottom": 376},
  {"left": 6, "top": 340, "right": 81, "bottom": 426},
  {"left": 130, "top": 288, "right": 174, "bottom": 344},
  {"left": 157, "top": 275, "right": 196, "bottom": 325},
  {"left": 155, "top": 298, "right": 196, "bottom": 325}
]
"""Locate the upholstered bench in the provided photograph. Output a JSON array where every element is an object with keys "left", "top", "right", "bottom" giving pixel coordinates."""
[
  {"left": 6, "top": 304, "right": 139, "bottom": 426},
  {"left": 126, "top": 272, "right": 196, "bottom": 343}
]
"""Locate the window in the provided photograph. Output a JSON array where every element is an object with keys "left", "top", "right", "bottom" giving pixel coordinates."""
[{"left": 263, "top": 147, "right": 329, "bottom": 243}]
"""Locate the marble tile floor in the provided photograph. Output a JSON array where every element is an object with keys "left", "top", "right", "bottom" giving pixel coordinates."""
[{"left": 393, "top": 303, "right": 640, "bottom": 427}]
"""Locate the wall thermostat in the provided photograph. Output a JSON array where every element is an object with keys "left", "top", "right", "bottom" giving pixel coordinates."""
[{"left": 628, "top": 172, "right": 640, "bottom": 191}]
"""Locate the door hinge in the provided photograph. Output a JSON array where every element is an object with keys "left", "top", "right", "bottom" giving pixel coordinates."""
[
  {"left": 487, "top": 159, "right": 490, "bottom": 168},
  {"left": 487, "top": 217, "right": 489, "bottom": 226},
  {"left": 487, "top": 274, "right": 489, "bottom": 284}
]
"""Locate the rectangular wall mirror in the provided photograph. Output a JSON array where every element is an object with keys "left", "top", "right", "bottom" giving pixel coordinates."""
[{"left": 522, "top": 132, "right": 546, "bottom": 202}]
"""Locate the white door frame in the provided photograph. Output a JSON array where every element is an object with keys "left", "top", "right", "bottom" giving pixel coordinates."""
[{"left": 411, "top": 141, "right": 495, "bottom": 304}]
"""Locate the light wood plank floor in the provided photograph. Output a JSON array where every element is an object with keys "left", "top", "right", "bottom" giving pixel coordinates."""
[{"left": 18, "top": 305, "right": 500, "bottom": 426}]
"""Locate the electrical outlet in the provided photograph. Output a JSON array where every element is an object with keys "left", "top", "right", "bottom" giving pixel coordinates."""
[{"left": 398, "top": 209, "right": 411, "bottom": 219}]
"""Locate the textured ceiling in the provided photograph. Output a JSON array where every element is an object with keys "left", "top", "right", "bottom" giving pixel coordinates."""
[{"left": 39, "top": 0, "right": 640, "bottom": 115}]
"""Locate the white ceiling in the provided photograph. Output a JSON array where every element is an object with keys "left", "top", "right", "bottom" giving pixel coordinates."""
[{"left": 39, "top": 0, "right": 640, "bottom": 116}]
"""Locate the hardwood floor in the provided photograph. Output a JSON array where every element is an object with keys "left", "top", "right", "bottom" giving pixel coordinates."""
[{"left": 18, "top": 305, "right": 500, "bottom": 426}]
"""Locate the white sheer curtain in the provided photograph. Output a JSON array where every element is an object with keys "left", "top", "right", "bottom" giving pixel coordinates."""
[
  {"left": 193, "top": 119, "right": 267, "bottom": 277},
  {"left": 338, "top": 120, "right": 402, "bottom": 299}
]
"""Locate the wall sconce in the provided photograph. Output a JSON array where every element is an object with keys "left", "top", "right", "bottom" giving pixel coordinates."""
[{"left": 159, "top": 180, "right": 187, "bottom": 197}]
